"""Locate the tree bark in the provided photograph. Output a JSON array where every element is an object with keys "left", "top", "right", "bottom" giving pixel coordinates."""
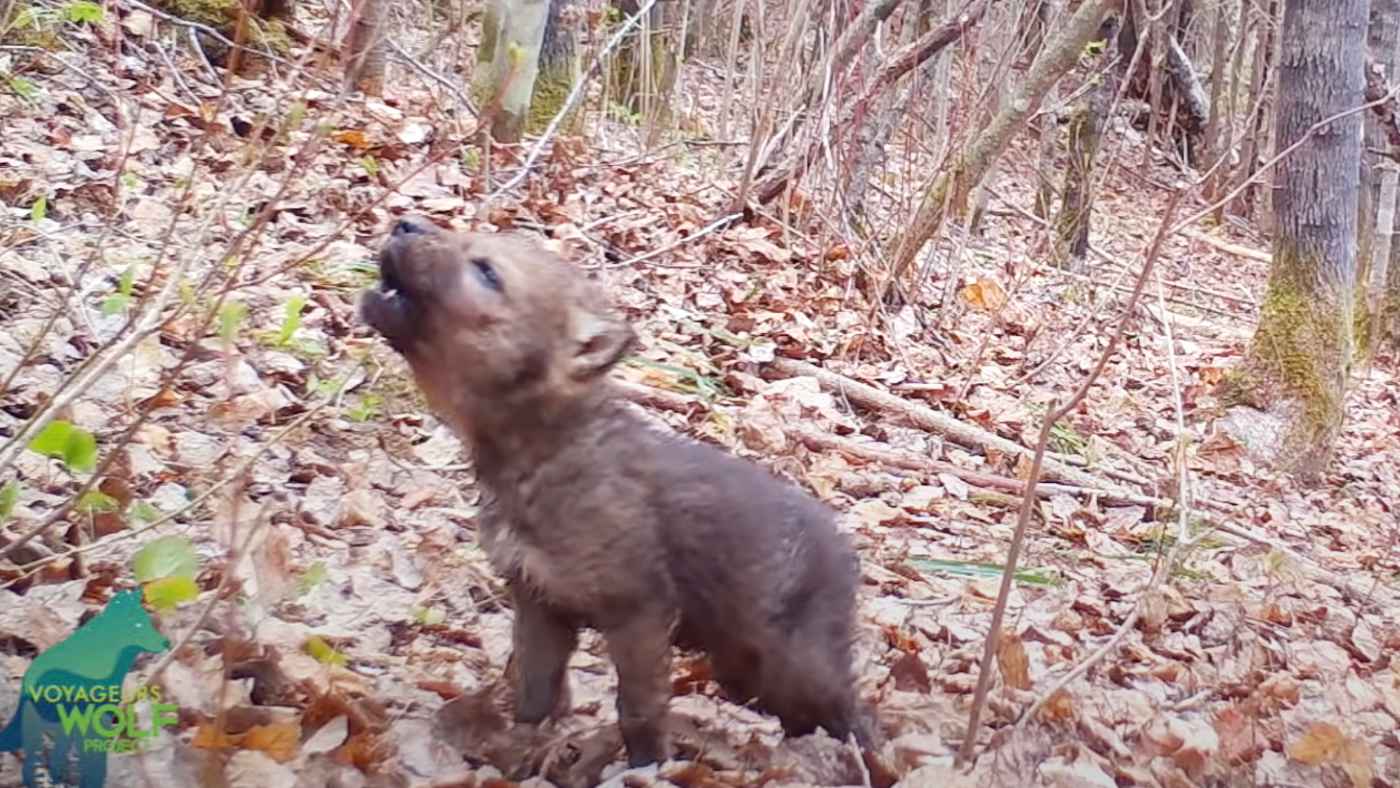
[
  {"left": 1225, "top": 0, "right": 1369, "bottom": 483},
  {"left": 1360, "top": 0, "right": 1400, "bottom": 356},
  {"left": 344, "top": 0, "right": 389, "bottom": 95},
  {"left": 528, "top": 0, "right": 577, "bottom": 133},
  {"left": 882, "top": 0, "right": 1122, "bottom": 300},
  {"left": 1031, "top": 0, "right": 1060, "bottom": 219},
  {"left": 481, "top": 0, "right": 552, "bottom": 143},
  {"left": 1053, "top": 14, "right": 1122, "bottom": 269},
  {"left": 1201, "top": 0, "right": 1232, "bottom": 201}
]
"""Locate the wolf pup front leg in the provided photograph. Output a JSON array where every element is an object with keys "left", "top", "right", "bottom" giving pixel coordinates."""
[{"left": 510, "top": 587, "right": 578, "bottom": 724}]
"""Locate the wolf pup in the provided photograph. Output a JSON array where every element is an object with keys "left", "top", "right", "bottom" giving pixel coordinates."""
[{"left": 359, "top": 217, "right": 871, "bottom": 768}]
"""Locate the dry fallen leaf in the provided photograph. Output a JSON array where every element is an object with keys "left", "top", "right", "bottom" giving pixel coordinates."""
[
  {"left": 242, "top": 722, "right": 301, "bottom": 763},
  {"left": 960, "top": 277, "right": 1008, "bottom": 312},
  {"left": 997, "top": 632, "right": 1032, "bottom": 690}
]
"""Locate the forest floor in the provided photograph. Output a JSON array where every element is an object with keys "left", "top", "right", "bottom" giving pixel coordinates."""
[{"left": 2, "top": 2, "right": 1400, "bottom": 787}]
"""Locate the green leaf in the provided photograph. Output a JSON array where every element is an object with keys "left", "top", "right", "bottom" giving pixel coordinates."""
[
  {"left": 0, "top": 481, "right": 19, "bottom": 520},
  {"left": 61, "top": 0, "right": 104, "bottom": 23},
  {"left": 64, "top": 429, "right": 98, "bottom": 474},
  {"left": 359, "top": 156, "right": 379, "bottom": 177},
  {"left": 285, "top": 101, "right": 307, "bottom": 130},
  {"left": 29, "top": 195, "right": 46, "bottom": 222},
  {"left": 29, "top": 420, "right": 75, "bottom": 458},
  {"left": 132, "top": 535, "right": 199, "bottom": 582},
  {"left": 295, "top": 561, "right": 327, "bottom": 596},
  {"left": 76, "top": 490, "right": 119, "bottom": 514},
  {"left": 118, "top": 265, "right": 136, "bottom": 296},
  {"left": 100, "top": 293, "right": 131, "bottom": 316},
  {"left": 218, "top": 301, "right": 248, "bottom": 343},
  {"left": 29, "top": 420, "right": 98, "bottom": 474},
  {"left": 130, "top": 500, "right": 161, "bottom": 523},
  {"left": 414, "top": 607, "right": 445, "bottom": 625},
  {"left": 7, "top": 76, "right": 39, "bottom": 102},
  {"left": 143, "top": 575, "right": 199, "bottom": 611},
  {"left": 274, "top": 294, "right": 307, "bottom": 346},
  {"left": 910, "top": 558, "right": 1062, "bottom": 587},
  {"left": 347, "top": 394, "right": 381, "bottom": 423},
  {"left": 304, "top": 635, "right": 347, "bottom": 666}
]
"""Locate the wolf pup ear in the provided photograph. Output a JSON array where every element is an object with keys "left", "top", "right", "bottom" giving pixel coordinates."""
[{"left": 568, "top": 308, "right": 635, "bottom": 381}]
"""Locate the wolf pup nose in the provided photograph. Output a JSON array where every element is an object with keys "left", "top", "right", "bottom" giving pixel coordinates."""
[{"left": 359, "top": 220, "right": 873, "bottom": 770}]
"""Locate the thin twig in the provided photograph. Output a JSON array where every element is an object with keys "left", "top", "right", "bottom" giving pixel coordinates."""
[
  {"left": 1014, "top": 265, "right": 1196, "bottom": 728},
  {"left": 955, "top": 185, "right": 1186, "bottom": 768}
]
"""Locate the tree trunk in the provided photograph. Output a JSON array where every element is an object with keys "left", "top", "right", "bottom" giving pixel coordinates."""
[
  {"left": 1164, "top": 33, "right": 1209, "bottom": 158},
  {"left": 1201, "top": 0, "right": 1232, "bottom": 202},
  {"left": 1371, "top": 162, "right": 1398, "bottom": 351},
  {"left": 1137, "top": 0, "right": 1169, "bottom": 170},
  {"left": 883, "top": 0, "right": 1122, "bottom": 300},
  {"left": 1232, "top": 2, "right": 1271, "bottom": 217},
  {"left": 344, "top": 0, "right": 389, "bottom": 95},
  {"left": 845, "top": 4, "right": 921, "bottom": 222},
  {"left": 480, "top": 0, "right": 552, "bottom": 143},
  {"left": 1053, "top": 14, "right": 1121, "bottom": 269},
  {"left": 749, "top": 0, "right": 910, "bottom": 175},
  {"left": 1360, "top": 0, "right": 1399, "bottom": 354},
  {"left": 609, "top": 0, "right": 681, "bottom": 129},
  {"left": 530, "top": 0, "right": 577, "bottom": 133},
  {"left": 1031, "top": 0, "right": 1060, "bottom": 219},
  {"left": 1224, "top": 0, "right": 1368, "bottom": 483}
]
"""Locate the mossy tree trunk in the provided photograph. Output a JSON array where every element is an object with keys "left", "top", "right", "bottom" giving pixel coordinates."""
[
  {"left": 1388, "top": 225, "right": 1400, "bottom": 351},
  {"left": 1230, "top": 0, "right": 1368, "bottom": 482},
  {"left": 884, "top": 0, "right": 1122, "bottom": 300},
  {"left": 344, "top": 0, "right": 388, "bottom": 95},
  {"left": 528, "top": 0, "right": 577, "bottom": 133},
  {"left": 1052, "top": 14, "right": 1121, "bottom": 270},
  {"left": 478, "top": 0, "right": 551, "bottom": 143}
]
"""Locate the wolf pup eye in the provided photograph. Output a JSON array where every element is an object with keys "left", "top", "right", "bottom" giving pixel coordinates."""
[{"left": 471, "top": 257, "right": 504, "bottom": 292}]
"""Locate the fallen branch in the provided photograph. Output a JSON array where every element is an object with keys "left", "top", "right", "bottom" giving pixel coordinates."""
[
  {"left": 1178, "top": 226, "right": 1271, "bottom": 263},
  {"left": 762, "top": 357, "right": 1139, "bottom": 496},
  {"left": 786, "top": 425, "right": 1172, "bottom": 510}
]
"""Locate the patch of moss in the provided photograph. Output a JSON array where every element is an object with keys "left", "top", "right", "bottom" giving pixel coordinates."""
[
  {"left": 154, "top": 0, "right": 290, "bottom": 61},
  {"left": 157, "top": 0, "right": 238, "bottom": 29},
  {"left": 528, "top": 63, "right": 571, "bottom": 134},
  {"left": 1235, "top": 241, "right": 1353, "bottom": 476}
]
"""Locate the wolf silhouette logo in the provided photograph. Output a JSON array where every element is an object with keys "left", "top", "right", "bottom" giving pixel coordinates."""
[{"left": 0, "top": 589, "right": 171, "bottom": 787}]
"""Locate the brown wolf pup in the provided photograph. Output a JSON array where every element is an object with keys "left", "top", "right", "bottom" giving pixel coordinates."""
[{"left": 359, "top": 217, "right": 873, "bottom": 769}]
